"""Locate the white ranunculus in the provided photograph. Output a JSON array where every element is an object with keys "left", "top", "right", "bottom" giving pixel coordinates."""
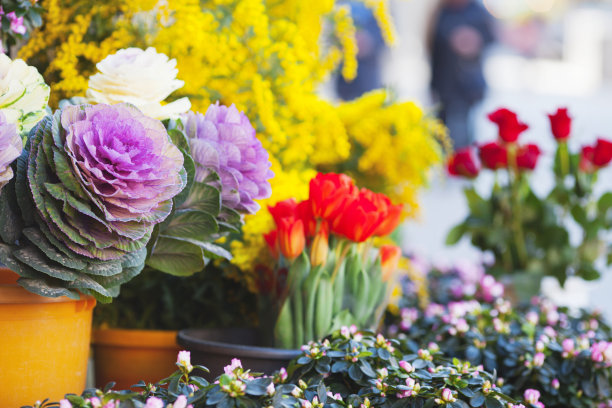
[
  {"left": 0, "top": 54, "right": 50, "bottom": 135},
  {"left": 86, "top": 47, "right": 191, "bottom": 120}
]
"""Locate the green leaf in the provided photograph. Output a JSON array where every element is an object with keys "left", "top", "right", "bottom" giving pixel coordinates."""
[
  {"left": 598, "top": 192, "right": 612, "bottom": 214},
  {"left": 168, "top": 128, "right": 189, "bottom": 151},
  {"left": 164, "top": 209, "right": 219, "bottom": 241},
  {"left": 82, "top": 259, "right": 122, "bottom": 277},
  {"left": 146, "top": 236, "right": 205, "bottom": 276},
  {"left": 67, "top": 274, "right": 113, "bottom": 298},
  {"left": 181, "top": 181, "right": 221, "bottom": 216},
  {"left": 0, "top": 180, "right": 23, "bottom": 244},
  {"left": 570, "top": 204, "right": 588, "bottom": 225},
  {"left": 92, "top": 263, "right": 144, "bottom": 288},
  {"left": 172, "top": 147, "right": 195, "bottom": 209},
  {"left": 120, "top": 247, "right": 148, "bottom": 269},
  {"left": 446, "top": 223, "right": 466, "bottom": 245},
  {"left": 22, "top": 227, "right": 87, "bottom": 270},
  {"left": 484, "top": 397, "right": 503, "bottom": 408},
  {"left": 166, "top": 236, "right": 232, "bottom": 260},
  {"left": 12, "top": 246, "right": 80, "bottom": 282},
  {"left": 18, "top": 277, "right": 80, "bottom": 299}
]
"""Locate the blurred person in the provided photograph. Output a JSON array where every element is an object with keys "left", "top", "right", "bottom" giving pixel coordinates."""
[
  {"left": 428, "top": 0, "right": 495, "bottom": 149},
  {"left": 336, "top": 1, "right": 385, "bottom": 100}
]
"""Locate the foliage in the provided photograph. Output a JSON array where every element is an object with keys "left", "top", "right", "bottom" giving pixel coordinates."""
[
  {"left": 26, "top": 331, "right": 525, "bottom": 408},
  {"left": 446, "top": 107, "right": 612, "bottom": 295},
  {"left": 93, "top": 264, "right": 257, "bottom": 330},
  {"left": 19, "top": 0, "right": 445, "bottom": 289},
  {"left": 387, "top": 261, "right": 612, "bottom": 408}
]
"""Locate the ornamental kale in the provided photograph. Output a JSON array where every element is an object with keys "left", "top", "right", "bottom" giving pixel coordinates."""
[{"left": 0, "top": 103, "right": 186, "bottom": 301}]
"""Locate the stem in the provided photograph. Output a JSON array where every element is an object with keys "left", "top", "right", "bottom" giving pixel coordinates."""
[
  {"left": 560, "top": 141, "right": 570, "bottom": 178},
  {"left": 331, "top": 240, "right": 351, "bottom": 282},
  {"left": 507, "top": 145, "right": 528, "bottom": 270}
]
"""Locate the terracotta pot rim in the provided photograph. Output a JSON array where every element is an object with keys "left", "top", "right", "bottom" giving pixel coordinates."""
[
  {"left": 92, "top": 328, "right": 179, "bottom": 349},
  {"left": 0, "top": 268, "right": 95, "bottom": 306}
]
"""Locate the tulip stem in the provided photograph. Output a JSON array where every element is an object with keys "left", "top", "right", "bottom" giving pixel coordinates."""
[
  {"left": 508, "top": 146, "right": 528, "bottom": 270},
  {"left": 331, "top": 241, "right": 351, "bottom": 282}
]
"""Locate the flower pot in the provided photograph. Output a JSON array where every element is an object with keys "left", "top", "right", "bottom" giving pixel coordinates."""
[
  {"left": 177, "top": 328, "right": 301, "bottom": 379},
  {"left": 92, "top": 328, "right": 181, "bottom": 389},
  {"left": 0, "top": 268, "right": 95, "bottom": 408}
]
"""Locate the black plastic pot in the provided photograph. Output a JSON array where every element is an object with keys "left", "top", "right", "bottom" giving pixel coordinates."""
[{"left": 177, "top": 328, "right": 301, "bottom": 379}]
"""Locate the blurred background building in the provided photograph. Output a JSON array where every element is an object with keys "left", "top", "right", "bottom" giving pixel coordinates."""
[{"left": 332, "top": 0, "right": 612, "bottom": 316}]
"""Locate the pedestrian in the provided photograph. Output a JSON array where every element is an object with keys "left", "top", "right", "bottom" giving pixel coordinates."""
[{"left": 428, "top": 0, "right": 495, "bottom": 149}]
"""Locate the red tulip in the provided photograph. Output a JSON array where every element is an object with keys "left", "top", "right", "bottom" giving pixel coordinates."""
[
  {"left": 278, "top": 217, "right": 305, "bottom": 260},
  {"left": 516, "top": 144, "right": 541, "bottom": 171},
  {"left": 548, "top": 108, "right": 571, "bottom": 141},
  {"left": 580, "top": 138, "right": 612, "bottom": 172},
  {"left": 310, "top": 220, "right": 329, "bottom": 267},
  {"left": 264, "top": 229, "right": 279, "bottom": 259},
  {"left": 488, "top": 108, "right": 529, "bottom": 143},
  {"left": 296, "top": 200, "right": 317, "bottom": 237},
  {"left": 309, "top": 173, "right": 358, "bottom": 221},
  {"left": 447, "top": 148, "right": 480, "bottom": 178},
  {"left": 380, "top": 245, "right": 401, "bottom": 282},
  {"left": 360, "top": 189, "right": 403, "bottom": 237},
  {"left": 331, "top": 192, "right": 382, "bottom": 242},
  {"left": 479, "top": 142, "right": 508, "bottom": 170},
  {"left": 268, "top": 199, "right": 297, "bottom": 226}
]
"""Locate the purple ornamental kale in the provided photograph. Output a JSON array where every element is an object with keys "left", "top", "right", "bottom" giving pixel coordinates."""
[
  {"left": 0, "top": 111, "right": 21, "bottom": 189},
  {"left": 181, "top": 103, "right": 273, "bottom": 214}
]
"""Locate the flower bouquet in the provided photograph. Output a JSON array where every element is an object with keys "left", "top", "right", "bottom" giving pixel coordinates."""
[
  {"left": 261, "top": 173, "right": 403, "bottom": 349},
  {"left": 446, "top": 107, "right": 612, "bottom": 299}
]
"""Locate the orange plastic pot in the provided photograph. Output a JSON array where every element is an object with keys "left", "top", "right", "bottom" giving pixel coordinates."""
[
  {"left": 0, "top": 268, "right": 96, "bottom": 408},
  {"left": 92, "top": 328, "right": 181, "bottom": 389}
]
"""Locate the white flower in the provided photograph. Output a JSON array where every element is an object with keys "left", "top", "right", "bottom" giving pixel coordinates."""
[
  {"left": 144, "top": 396, "right": 164, "bottom": 408},
  {"left": 0, "top": 54, "right": 50, "bottom": 134},
  {"left": 177, "top": 350, "right": 193, "bottom": 372},
  {"left": 86, "top": 47, "right": 191, "bottom": 120},
  {"left": 0, "top": 111, "right": 21, "bottom": 189},
  {"left": 59, "top": 400, "right": 72, "bottom": 408},
  {"left": 172, "top": 395, "right": 188, "bottom": 408}
]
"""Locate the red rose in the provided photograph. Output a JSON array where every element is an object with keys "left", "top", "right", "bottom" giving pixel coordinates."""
[
  {"left": 488, "top": 108, "right": 529, "bottom": 143},
  {"left": 516, "top": 143, "right": 541, "bottom": 171},
  {"left": 580, "top": 138, "right": 612, "bottom": 171},
  {"left": 548, "top": 107, "right": 571, "bottom": 141},
  {"left": 309, "top": 173, "right": 358, "bottom": 221},
  {"left": 592, "top": 138, "right": 612, "bottom": 167},
  {"left": 447, "top": 148, "right": 480, "bottom": 178},
  {"left": 479, "top": 142, "right": 508, "bottom": 170},
  {"left": 331, "top": 191, "right": 383, "bottom": 242}
]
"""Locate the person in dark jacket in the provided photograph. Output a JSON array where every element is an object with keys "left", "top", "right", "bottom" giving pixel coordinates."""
[
  {"left": 429, "top": 0, "right": 495, "bottom": 149},
  {"left": 336, "top": 1, "right": 385, "bottom": 101}
]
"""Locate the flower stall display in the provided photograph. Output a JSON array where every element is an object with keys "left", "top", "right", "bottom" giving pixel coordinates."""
[
  {"left": 18, "top": 0, "right": 445, "bottom": 297},
  {"left": 25, "top": 332, "right": 527, "bottom": 408},
  {"left": 261, "top": 173, "right": 403, "bottom": 349},
  {"left": 446, "top": 107, "right": 612, "bottom": 299},
  {"left": 387, "top": 258, "right": 612, "bottom": 408}
]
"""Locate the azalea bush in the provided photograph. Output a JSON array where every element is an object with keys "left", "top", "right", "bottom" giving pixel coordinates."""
[
  {"left": 28, "top": 331, "right": 528, "bottom": 408},
  {"left": 0, "top": 0, "right": 43, "bottom": 54},
  {"left": 261, "top": 173, "right": 403, "bottom": 348},
  {"left": 387, "top": 259, "right": 612, "bottom": 408},
  {"left": 446, "top": 107, "right": 612, "bottom": 298}
]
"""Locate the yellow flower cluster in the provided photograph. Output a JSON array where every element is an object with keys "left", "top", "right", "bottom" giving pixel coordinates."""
[
  {"left": 337, "top": 90, "right": 449, "bottom": 216},
  {"left": 20, "top": 0, "right": 444, "bottom": 289}
]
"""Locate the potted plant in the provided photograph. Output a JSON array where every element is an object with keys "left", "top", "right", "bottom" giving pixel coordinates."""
[
  {"left": 178, "top": 172, "right": 404, "bottom": 377},
  {"left": 28, "top": 331, "right": 528, "bottom": 408},
  {"left": 446, "top": 107, "right": 612, "bottom": 301},
  {"left": 0, "top": 49, "right": 190, "bottom": 406},
  {"left": 85, "top": 46, "right": 274, "bottom": 388}
]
